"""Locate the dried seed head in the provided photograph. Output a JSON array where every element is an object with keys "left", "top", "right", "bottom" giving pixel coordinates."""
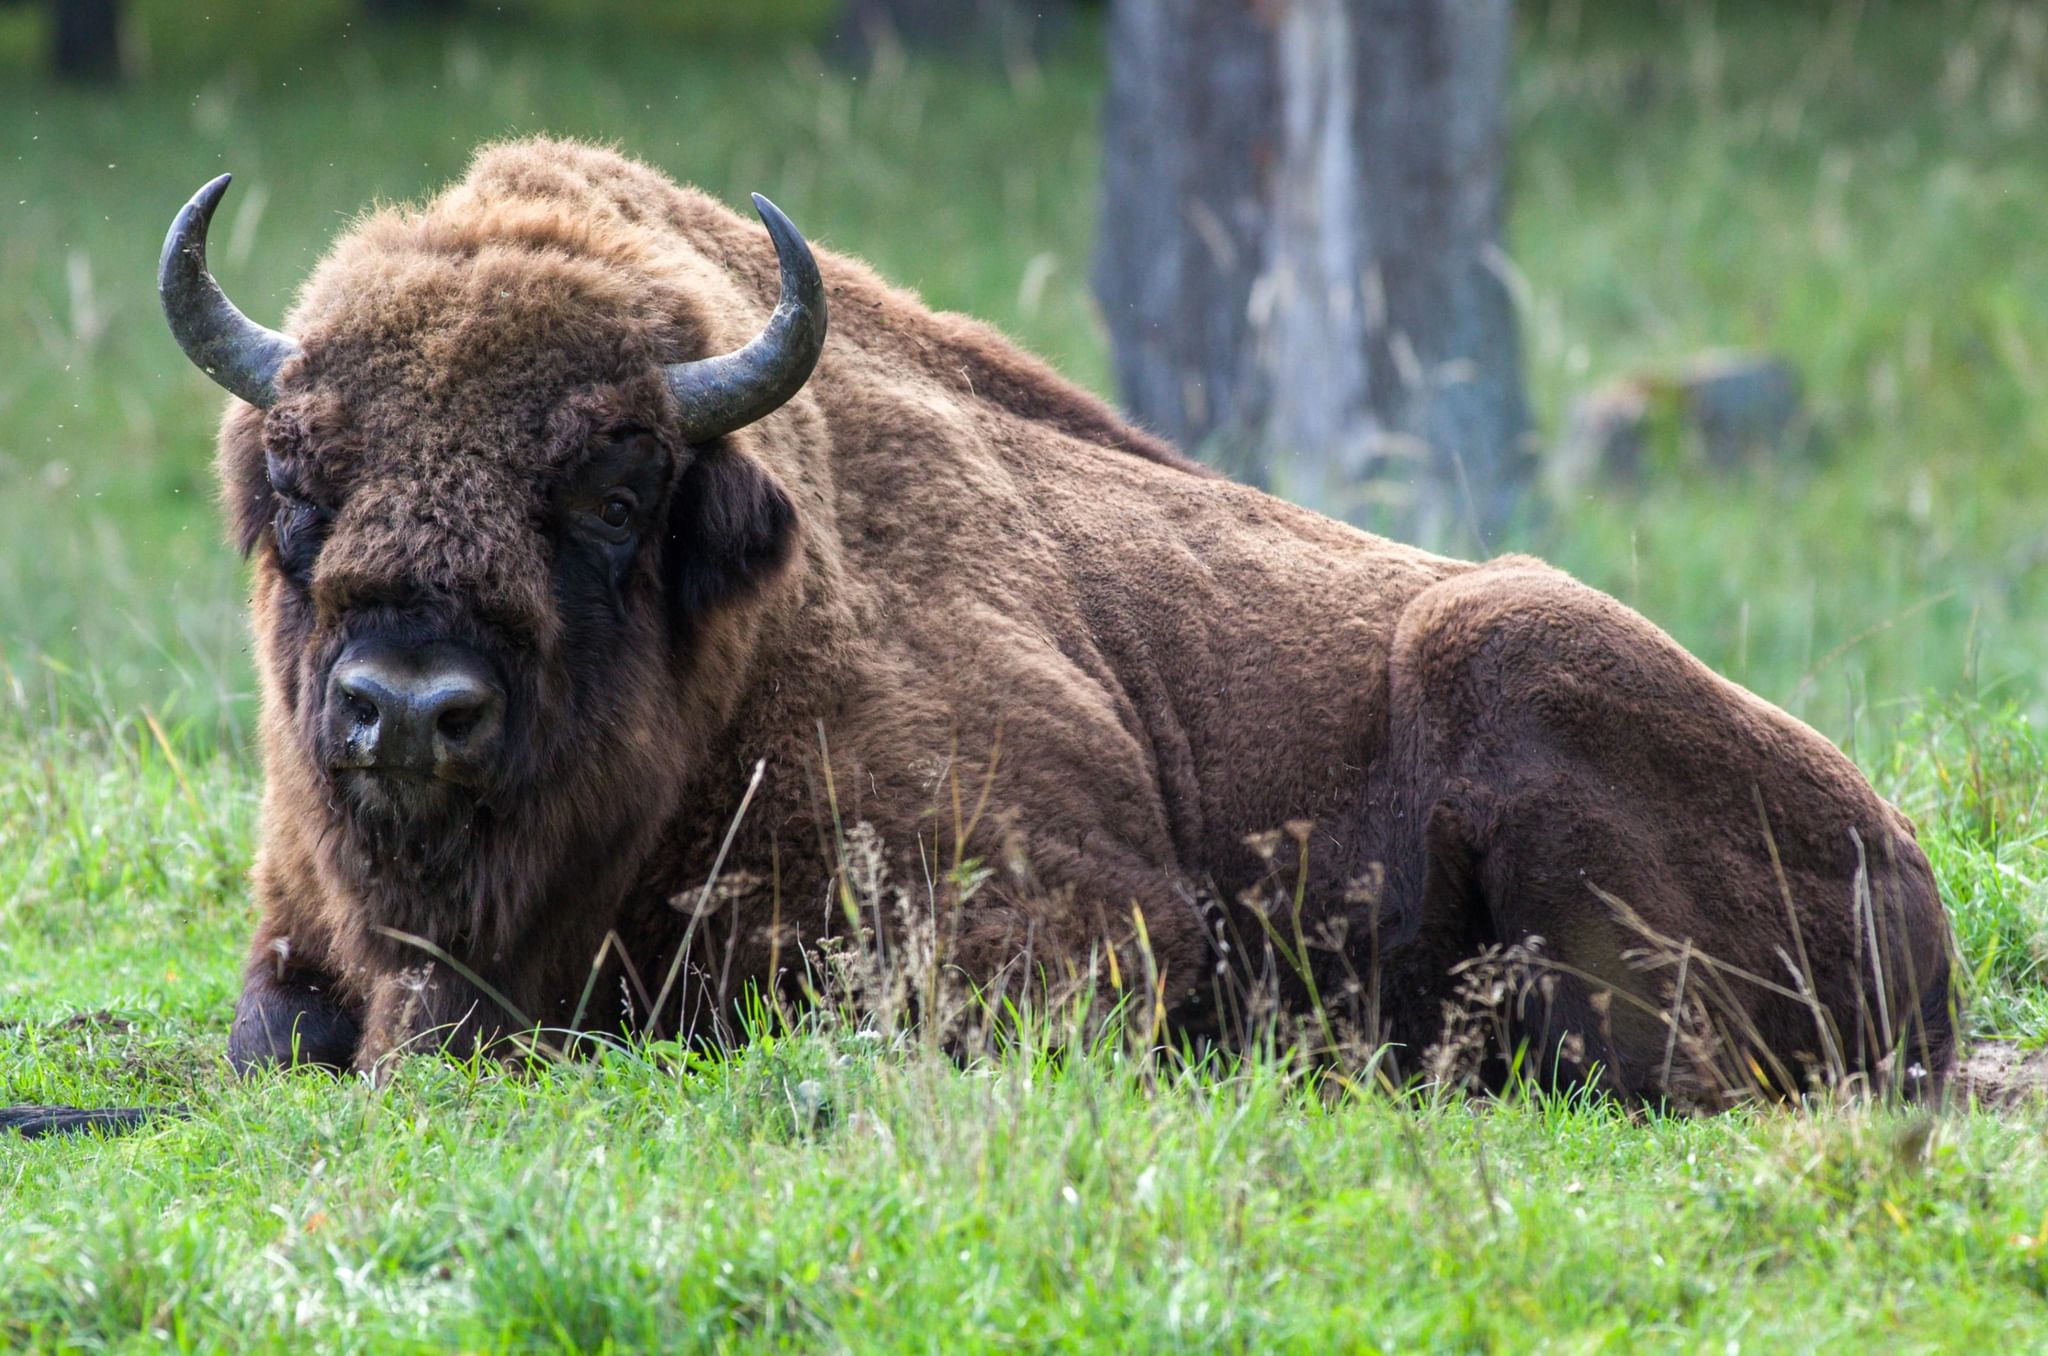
[{"left": 1342, "top": 863, "right": 1386, "bottom": 907}]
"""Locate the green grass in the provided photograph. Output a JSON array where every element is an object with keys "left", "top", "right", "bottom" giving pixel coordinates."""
[
  {"left": 2, "top": 0, "right": 2047, "bottom": 1348},
  {"left": 15, "top": 1037, "right": 2048, "bottom": 1351}
]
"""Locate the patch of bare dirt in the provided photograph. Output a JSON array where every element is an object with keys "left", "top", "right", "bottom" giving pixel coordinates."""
[
  {"left": 0, "top": 1010, "right": 138, "bottom": 1034},
  {"left": 1958, "top": 1040, "right": 2048, "bottom": 1107}
]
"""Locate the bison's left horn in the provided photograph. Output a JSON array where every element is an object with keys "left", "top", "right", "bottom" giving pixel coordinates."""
[
  {"left": 664, "top": 193, "right": 828, "bottom": 443},
  {"left": 159, "top": 173, "right": 301, "bottom": 408}
]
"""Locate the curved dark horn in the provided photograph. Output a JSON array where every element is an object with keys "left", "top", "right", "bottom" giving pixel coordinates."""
[
  {"left": 665, "top": 193, "right": 828, "bottom": 443},
  {"left": 159, "top": 173, "right": 300, "bottom": 407}
]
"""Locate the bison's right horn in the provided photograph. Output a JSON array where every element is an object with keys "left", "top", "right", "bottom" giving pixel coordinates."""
[
  {"left": 159, "top": 173, "right": 300, "bottom": 408},
  {"left": 664, "top": 193, "right": 828, "bottom": 444}
]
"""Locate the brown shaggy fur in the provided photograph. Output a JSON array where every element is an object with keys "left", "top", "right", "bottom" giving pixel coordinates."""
[{"left": 218, "top": 138, "right": 1954, "bottom": 1102}]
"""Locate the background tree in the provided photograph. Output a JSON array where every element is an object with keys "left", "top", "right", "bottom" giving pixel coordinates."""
[
  {"left": 1094, "top": 0, "right": 1530, "bottom": 546},
  {"left": 360, "top": 0, "right": 464, "bottom": 15},
  {"left": 832, "top": 0, "right": 1073, "bottom": 67},
  {"left": 48, "top": 0, "right": 122, "bottom": 81}
]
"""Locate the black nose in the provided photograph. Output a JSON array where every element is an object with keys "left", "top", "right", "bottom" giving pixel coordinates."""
[{"left": 328, "top": 642, "right": 505, "bottom": 778}]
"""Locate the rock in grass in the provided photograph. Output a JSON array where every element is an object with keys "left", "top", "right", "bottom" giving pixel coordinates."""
[
  {"left": 1554, "top": 351, "right": 1808, "bottom": 489},
  {"left": 1683, "top": 351, "right": 1805, "bottom": 470},
  {"left": 1555, "top": 379, "right": 1654, "bottom": 487}
]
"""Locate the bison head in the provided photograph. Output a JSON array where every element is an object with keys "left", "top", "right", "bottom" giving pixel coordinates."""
[{"left": 159, "top": 169, "right": 826, "bottom": 975}]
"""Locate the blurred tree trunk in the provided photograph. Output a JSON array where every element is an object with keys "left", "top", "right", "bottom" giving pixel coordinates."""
[
  {"left": 833, "top": 0, "right": 1073, "bottom": 66},
  {"left": 360, "top": 0, "right": 463, "bottom": 15},
  {"left": 49, "top": 0, "right": 121, "bottom": 82},
  {"left": 1094, "top": 0, "right": 1531, "bottom": 546}
]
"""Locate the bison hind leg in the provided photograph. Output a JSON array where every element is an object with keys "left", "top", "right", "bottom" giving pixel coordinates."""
[
  {"left": 1415, "top": 794, "right": 1707, "bottom": 1105},
  {"left": 1389, "top": 559, "right": 1960, "bottom": 1108}
]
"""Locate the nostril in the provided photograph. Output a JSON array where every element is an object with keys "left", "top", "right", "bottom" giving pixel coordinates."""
[
  {"left": 426, "top": 680, "right": 502, "bottom": 756},
  {"left": 436, "top": 705, "right": 480, "bottom": 743},
  {"left": 334, "top": 666, "right": 390, "bottom": 730},
  {"left": 330, "top": 660, "right": 399, "bottom": 770}
]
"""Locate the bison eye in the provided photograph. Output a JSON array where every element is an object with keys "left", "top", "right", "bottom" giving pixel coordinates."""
[
  {"left": 598, "top": 494, "right": 636, "bottom": 531},
  {"left": 272, "top": 494, "right": 330, "bottom": 579}
]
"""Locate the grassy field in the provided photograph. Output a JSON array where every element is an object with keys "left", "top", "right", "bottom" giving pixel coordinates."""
[{"left": 2, "top": 0, "right": 2046, "bottom": 1348}]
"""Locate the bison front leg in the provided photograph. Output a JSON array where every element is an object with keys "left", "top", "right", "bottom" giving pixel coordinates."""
[
  {"left": 350, "top": 960, "right": 541, "bottom": 1078},
  {"left": 228, "top": 940, "right": 363, "bottom": 1074}
]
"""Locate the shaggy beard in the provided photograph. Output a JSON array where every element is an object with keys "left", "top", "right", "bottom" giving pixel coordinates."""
[
  {"left": 316, "top": 737, "right": 676, "bottom": 977},
  {"left": 325, "top": 771, "right": 498, "bottom": 945},
  {"left": 339, "top": 769, "right": 487, "bottom": 850}
]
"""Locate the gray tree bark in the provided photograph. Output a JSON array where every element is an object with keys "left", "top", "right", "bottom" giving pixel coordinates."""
[
  {"left": 833, "top": 0, "right": 1074, "bottom": 66},
  {"left": 1094, "top": 0, "right": 1531, "bottom": 547},
  {"left": 360, "top": 0, "right": 464, "bottom": 15},
  {"left": 49, "top": 0, "right": 122, "bottom": 82}
]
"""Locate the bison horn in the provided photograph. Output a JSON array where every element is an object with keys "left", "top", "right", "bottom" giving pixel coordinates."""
[
  {"left": 664, "top": 194, "right": 828, "bottom": 444},
  {"left": 159, "top": 174, "right": 301, "bottom": 408}
]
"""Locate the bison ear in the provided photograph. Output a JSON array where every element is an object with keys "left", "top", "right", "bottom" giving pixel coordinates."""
[
  {"left": 218, "top": 413, "right": 274, "bottom": 558},
  {"left": 226, "top": 459, "right": 275, "bottom": 558},
  {"left": 663, "top": 446, "right": 798, "bottom": 621}
]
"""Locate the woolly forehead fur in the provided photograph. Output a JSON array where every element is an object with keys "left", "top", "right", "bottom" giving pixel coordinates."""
[{"left": 242, "top": 138, "right": 794, "bottom": 491}]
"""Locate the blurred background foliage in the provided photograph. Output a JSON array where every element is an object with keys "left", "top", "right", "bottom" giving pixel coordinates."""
[{"left": 0, "top": 0, "right": 2043, "bottom": 755}]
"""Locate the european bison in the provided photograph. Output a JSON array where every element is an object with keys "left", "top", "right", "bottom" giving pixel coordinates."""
[{"left": 145, "top": 139, "right": 1948, "bottom": 1106}]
